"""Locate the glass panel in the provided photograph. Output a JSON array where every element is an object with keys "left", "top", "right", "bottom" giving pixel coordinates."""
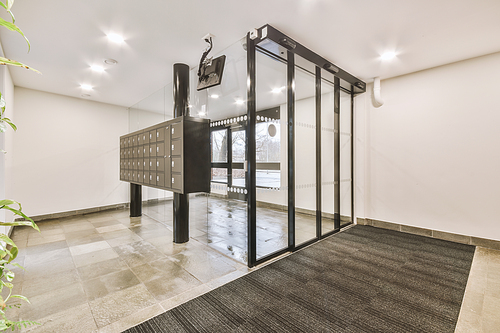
[
  {"left": 211, "top": 129, "right": 228, "bottom": 163},
  {"left": 255, "top": 46, "right": 288, "bottom": 260},
  {"left": 340, "top": 90, "right": 352, "bottom": 226},
  {"left": 294, "top": 55, "right": 317, "bottom": 245},
  {"left": 211, "top": 168, "right": 227, "bottom": 183},
  {"left": 232, "top": 169, "right": 245, "bottom": 187},
  {"left": 203, "top": 37, "right": 248, "bottom": 264},
  {"left": 321, "top": 71, "right": 336, "bottom": 235},
  {"left": 232, "top": 130, "right": 245, "bottom": 162}
]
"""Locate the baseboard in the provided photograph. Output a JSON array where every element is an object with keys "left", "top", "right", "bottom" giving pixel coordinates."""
[{"left": 357, "top": 217, "right": 500, "bottom": 251}]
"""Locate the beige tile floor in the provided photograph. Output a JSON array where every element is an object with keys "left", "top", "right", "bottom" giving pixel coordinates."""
[
  {"left": 6, "top": 208, "right": 254, "bottom": 333},
  {"left": 455, "top": 247, "right": 500, "bottom": 333}
]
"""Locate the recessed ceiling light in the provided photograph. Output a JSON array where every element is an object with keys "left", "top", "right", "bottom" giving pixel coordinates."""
[
  {"left": 381, "top": 51, "right": 397, "bottom": 61},
  {"left": 104, "top": 59, "right": 118, "bottom": 65},
  {"left": 210, "top": 94, "right": 219, "bottom": 99},
  {"left": 107, "top": 33, "right": 124, "bottom": 43},
  {"left": 91, "top": 65, "right": 104, "bottom": 72},
  {"left": 235, "top": 99, "right": 244, "bottom": 105},
  {"left": 80, "top": 84, "right": 93, "bottom": 90}
]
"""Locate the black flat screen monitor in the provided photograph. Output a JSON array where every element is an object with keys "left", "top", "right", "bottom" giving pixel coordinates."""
[{"left": 197, "top": 55, "right": 226, "bottom": 91}]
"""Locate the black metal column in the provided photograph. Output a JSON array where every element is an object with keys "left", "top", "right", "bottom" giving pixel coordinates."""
[
  {"left": 130, "top": 183, "right": 142, "bottom": 217},
  {"left": 247, "top": 34, "right": 257, "bottom": 267},
  {"left": 287, "top": 51, "right": 295, "bottom": 249},
  {"left": 334, "top": 76, "right": 341, "bottom": 230},
  {"left": 315, "top": 66, "right": 322, "bottom": 238},
  {"left": 173, "top": 63, "right": 190, "bottom": 243}
]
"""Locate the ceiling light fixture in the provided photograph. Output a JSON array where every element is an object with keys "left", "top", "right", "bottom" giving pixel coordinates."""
[
  {"left": 235, "top": 99, "right": 244, "bottom": 105},
  {"left": 91, "top": 65, "right": 104, "bottom": 72},
  {"left": 210, "top": 94, "right": 219, "bottom": 99},
  {"left": 104, "top": 59, "right": 118, "bottom": 65},
  {"left": 107, "top": 33, "right": 124, "bottom": 43},
  {"left": 381, "top": 51, "right": 397, "bottom": 61},
  {"left": 80, "top": 84, "right": 93, "bottom": 90}
]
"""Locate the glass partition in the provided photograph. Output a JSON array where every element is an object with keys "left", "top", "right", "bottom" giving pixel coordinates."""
[
  {"left": 294, "top": 55, "right": 317, "bottom": 246},
  {"left": 340, "top": 90, "right": 352, "bottom": 226},
  {"left": 255, "top": 47, "right": 288, "bottom": 260}
]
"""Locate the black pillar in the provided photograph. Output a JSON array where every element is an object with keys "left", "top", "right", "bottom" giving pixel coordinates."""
[
  {"left": 130, "top": 183, "right": 142, "bottom": 217},
  {"left": 173, "top": 63, "right": 190, "bottom": 243}
]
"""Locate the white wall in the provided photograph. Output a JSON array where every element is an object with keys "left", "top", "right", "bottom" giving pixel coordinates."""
[
  {"left": 6, "top": 87, "right": 130, "bottom": 217},
  {"left": 0, "top": 58, "right": 15, "bottom": 234},
  {"left": 357, "top": 51, "right": 500, "bottom": 241}
]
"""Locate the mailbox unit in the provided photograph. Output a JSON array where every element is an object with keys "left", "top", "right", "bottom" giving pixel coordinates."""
[{"left": 120, "top": 116, "right": 210, "bottom": 194}]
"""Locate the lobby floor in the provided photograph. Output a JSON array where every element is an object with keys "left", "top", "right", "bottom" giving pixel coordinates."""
[{"left": 5, "top": 197, "right": 499, "bottom": 332}]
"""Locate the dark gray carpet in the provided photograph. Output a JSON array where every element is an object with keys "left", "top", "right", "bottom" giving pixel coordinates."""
[{"left": 125, "top": 225, "right": 475, "bottom": 332}]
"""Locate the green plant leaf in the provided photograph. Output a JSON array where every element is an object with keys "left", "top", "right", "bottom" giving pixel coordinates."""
[
  {"left": 10, "top": 263, "right": 23, "bottom": 270},
  {"left": 0, "top": 57, "right": 40, "bottom": 74},
  {"left": 0, "top": 1, "right": 15, "bottom": 23},
  {"left": 0, "top": 17, "right": 29, "bottom": 51},
  {"left": 0, "top": 200, "right": 38, "bottom": 232},
  {"left": 4, "top": 271, "right": 13, "bottom": 282},
  {"left": 0, "top": 320, "right": 8, "bottom": 330},
  {"left": 10, "top": 295, "right": 29, "bottom": 303},
  {"left": 0, "top": 118, "right": 16, "bottom": 131}
]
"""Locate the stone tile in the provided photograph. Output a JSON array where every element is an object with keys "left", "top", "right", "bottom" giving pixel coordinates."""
[
  {"left": 370, "top": 219, "right": 400, "bottom": 231},
  {"left": 65, "top": 233, "right": 105, "bottom": 247},
  {"left": 91, "top": 219, "right": 122, "bottom": 228},
  {"left": 471, "top": 237, "right": 500, "bottom": 251},
  {"left": 485, "top": 279, "right": 500, "bottom": 299},
  {"left": 82, "top": 269, "right": 141, "bottom": 301},
  {"left": 399, "top": 225, "right": 432, "bottom": 237},
  {"left": 22, "top": 269, "right": 80, "bottom": 298},
  {"left": 96, "top": 224, "right": 128, "bottom": 233},
  {"left": 69, "top": 241, "right": 111, "bottom": 256},
  {"left": 24, "top": 248, "right": 72, "bottom": 267},
  {"left": 62, "top": 221, "right": 96, "bottom": 233},
  {"left": 461, "top": 290, "right": 484, "bottom": 316},
  {"left": 73, "top": 248, "right": 119, "bottom": 268},
  {"left": 130, "top": 263, "right": 166, "bottom": 283},
  {"left": 77, "top": 257, "right": 129, "bottom": 281},
  {"left": 432, "top": 230, "right": 470, "bottom": 244},
  {"left": 21, "top": 303, "right": 97, "bottom": 333},
  {"left": 28, "top": 228, "right": 64, "bottom": 238},
  {"left": 26, "top": 234, "right": 66, "bottom": 247},
  {"left": 173, "top": 254, "right": 236, "bottom": 284},
  {"left": 25, "top": 240, "right": 68, "bottom": 255},
  {"left": 482, "top": 294, "right": 500, "bottom": 318},
  {"left": 98, "top": 304, "right": 164, "bottom": 333},
  {"left": 105, "top": 233, "right": 143, "bottom": 248},
  {"left": 205, "top": 269, "right": 247, "bottom": 290},
  {"left": 144, "top": 263, "right": 202, "bottom": 302},
  {"left": 455, "top": 309, "right": 481, "bottom": 333},
  {"left": 20, "top": 283, "right": 87, "bottom": 322},
  {"left": 100, "top": 228, "right": 137, "bottom": 241},
  {"left": 482, "top": 317, "right": 500, "bottom": 333},
  {"left": 89, "top": 284, "right": 156, "bottom": 328},
  {"left": 113, "top": 241, "right": 165, "bottom": 267},
  {"left": 160, "top": 284, "right": 211, "bottom": 311},
  {"left": 23, "top": 256, "right": 76, "bottom": 281}
]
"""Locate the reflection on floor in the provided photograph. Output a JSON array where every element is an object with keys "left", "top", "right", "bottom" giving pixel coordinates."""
[
  {"left": 143, "top": 195, "right": 350, "bottom": 263},
  {"left": 7, "top": 208, "right": 250, "bottom": 333}
]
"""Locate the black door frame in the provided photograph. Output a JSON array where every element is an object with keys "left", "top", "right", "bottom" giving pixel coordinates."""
[{"left": 246, "top": 25, "right": 365, "bottom": 267}]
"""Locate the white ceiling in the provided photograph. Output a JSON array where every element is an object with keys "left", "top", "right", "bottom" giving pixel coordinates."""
[{"left": 0, "top": 0, "right": 499, "bottom": 108}]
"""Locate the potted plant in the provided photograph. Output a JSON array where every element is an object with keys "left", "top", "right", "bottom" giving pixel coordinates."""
[{"left": 0, "top": 0, "right": 41, "bottom": 330}]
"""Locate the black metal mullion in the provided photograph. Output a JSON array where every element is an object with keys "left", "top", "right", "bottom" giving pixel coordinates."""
[
  {"left": 315, "top": 66, "right": 322, "bottom": 239},
  {"left": 287, "top": 51, "right": 295, "bottom": 250},
  {"left": 334, "top": 76, "right": 340, "bottom": 230},
  {"left": 246, "top": 33, "right": 257, "bottom": 267},
  {"left": 227, "top": 127, "right": 233, "bottom": 189},
  {"left": 351, "top": 87, "right": 355, "bottom": 224}
]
